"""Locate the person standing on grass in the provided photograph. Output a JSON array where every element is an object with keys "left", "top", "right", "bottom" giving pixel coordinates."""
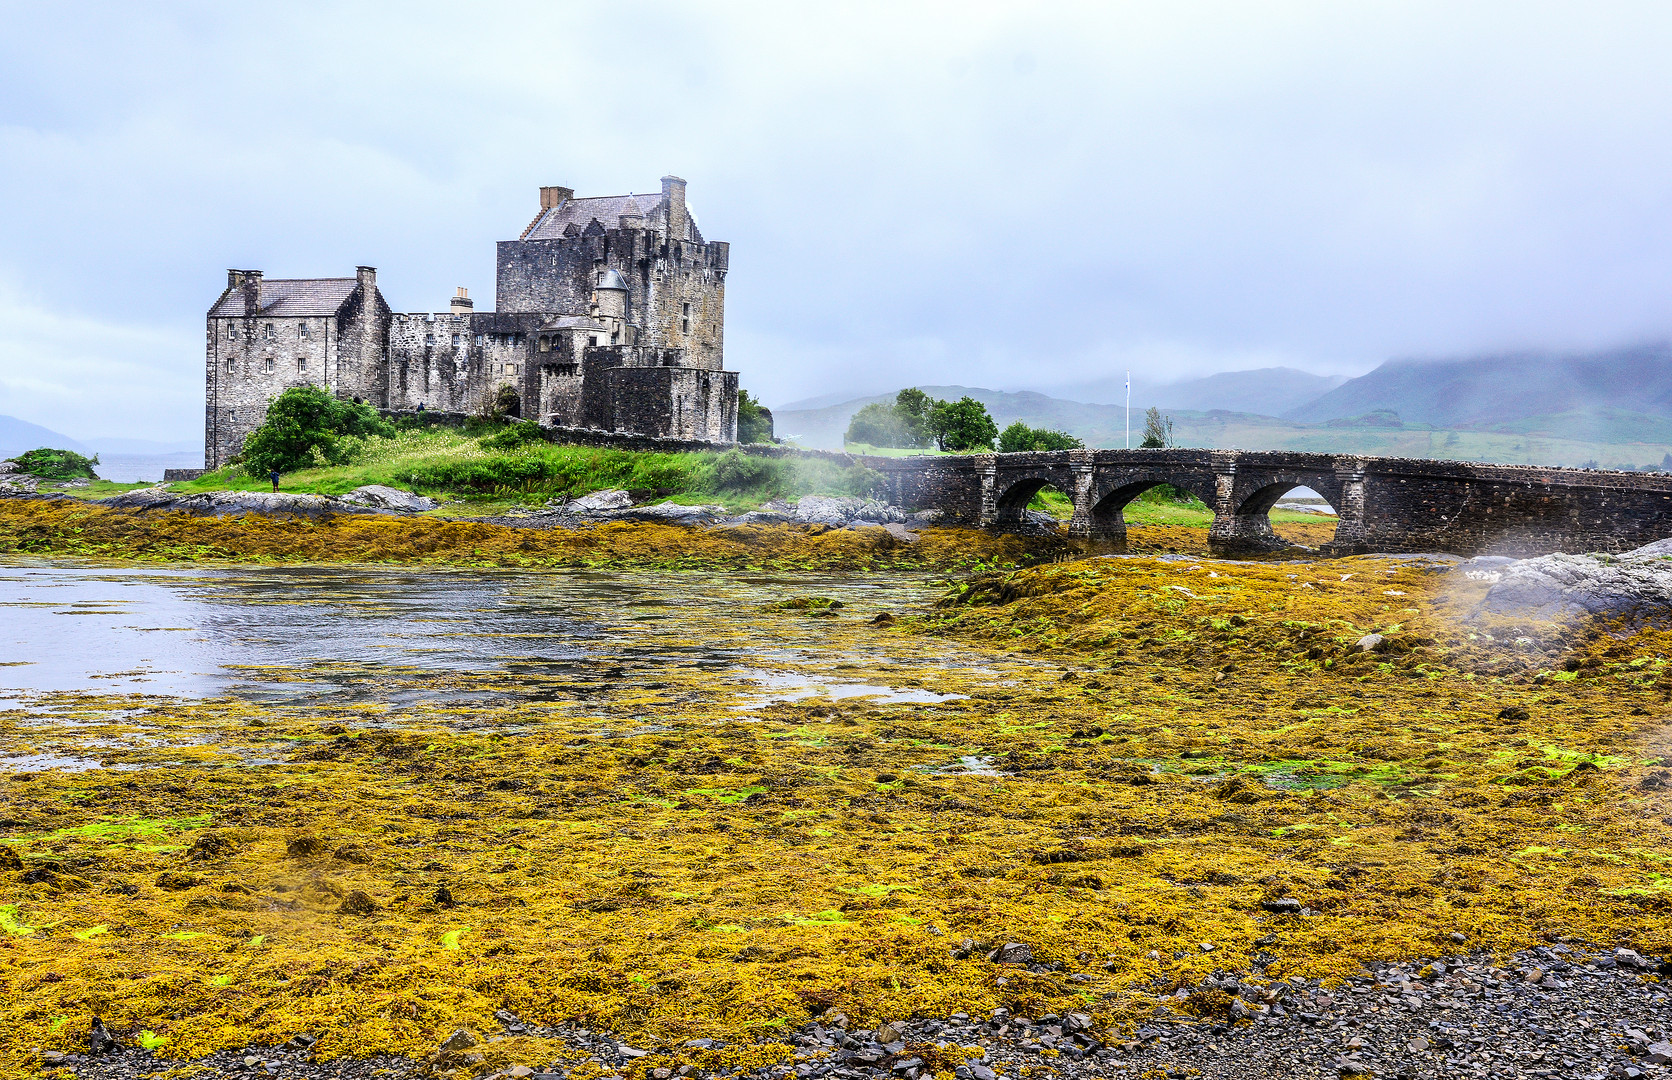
[{"left": 269, "top": 469, "right": 280, "bottom": 493}]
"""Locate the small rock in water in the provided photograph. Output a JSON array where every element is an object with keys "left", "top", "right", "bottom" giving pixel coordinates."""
[{"left": 1353, "top": 633, "right": 1385, "bottom": 653}]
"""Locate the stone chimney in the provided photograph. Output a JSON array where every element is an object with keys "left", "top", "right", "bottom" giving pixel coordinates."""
[
  {"left": 451, "top": 287, "right": 473, "bottom": 315},
  {"left": 540, "top": 185, "right": 574, "bottom": 210},
  {"left": 238, "top": 270, "right": 263, "bottom": 317},
  {"left": 661, "top": 175, "right": 687, "bottom": 239}
]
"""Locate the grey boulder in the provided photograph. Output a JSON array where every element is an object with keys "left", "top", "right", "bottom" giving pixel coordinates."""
[
  {"left": 568, "top": 488, "right": 634, "bottom": 512},
  {"left": 1477, "top": 541, "right": 1672, "bottom": 620},
  {"left": 338, "top": 484, "right": 436, "bottom": 512}
]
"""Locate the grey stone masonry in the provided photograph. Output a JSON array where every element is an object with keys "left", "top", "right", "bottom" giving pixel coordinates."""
[
  {"left": 867, "top": 448, "right": 1672, "bottom": 557},
  {"left": 204, "top": 177, "right": 738, "bottom": 465}
]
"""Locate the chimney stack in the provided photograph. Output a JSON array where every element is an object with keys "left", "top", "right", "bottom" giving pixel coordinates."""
[
  {"left": 661, "top": 175, "right": 687, "bottom": 239},
  {"left": 239, "top": 269, "right": 263, "bottom": 317},
  {"left": 451, "top": 287, "right": 474, "bottom": 315},
  {"left": 540, "top": 185, "right": 574, "bottom": 210}
]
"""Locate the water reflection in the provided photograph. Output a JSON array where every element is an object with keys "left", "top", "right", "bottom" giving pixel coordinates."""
[{"left": 0, "top": 561, "right": 944, "bottom": 708}]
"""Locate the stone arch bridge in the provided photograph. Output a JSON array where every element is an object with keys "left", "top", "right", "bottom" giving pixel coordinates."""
[{"left": 864, "top": 449, "right": 1672, "bottom": 556}]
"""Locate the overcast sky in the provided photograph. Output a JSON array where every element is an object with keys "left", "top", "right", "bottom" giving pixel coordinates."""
[{"left": 5, "top": 1, "right": 1672, "bottom": 440}]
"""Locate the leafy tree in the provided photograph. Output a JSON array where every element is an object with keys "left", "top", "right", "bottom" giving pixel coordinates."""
[
  {"left": 928, "top": 396, "right": 998, "bottom": 452},
  {"left": 1140, "top": 406, "right": 1174, "bottom": 449},
  {"left": 893, "top": 388, "right": 933, "bottom": 444},
  {"left": 239, "top": 386, "right": 391, "bottom": 475},
  {"left": 13, "top": 447, "right": 99, "bottom": 479},
  {"left": 997, "top": 421, "right": 1084, "bottom": 453},
  {"left": 737, "top": 389, "right": 775, "bottom": 444}
]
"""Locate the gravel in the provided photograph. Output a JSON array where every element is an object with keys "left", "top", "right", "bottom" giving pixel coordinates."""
[{"left": 41, "top": 945, "right": 1671, "bottom": 1080}]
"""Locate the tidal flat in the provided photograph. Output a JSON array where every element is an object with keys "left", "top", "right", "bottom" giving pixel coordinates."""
[{"left": 1, "top": 509, "right": 1669, "bottom": 1078}]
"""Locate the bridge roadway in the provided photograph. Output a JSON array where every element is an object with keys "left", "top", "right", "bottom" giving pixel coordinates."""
[{"left": 863, "top": 448, "right": 1672, "bottom": 556}]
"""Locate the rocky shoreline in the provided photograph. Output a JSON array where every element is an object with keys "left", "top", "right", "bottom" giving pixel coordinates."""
[
  {"left": 36, "top": 946, "right": 1671, "bottom": 1080},
  {"left": 0, "top": 486, "right": 968, "bottom": 538}
]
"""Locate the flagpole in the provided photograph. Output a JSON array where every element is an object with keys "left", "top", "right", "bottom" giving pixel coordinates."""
[{"left": 1125, "top": 371, "right": 1130, "bottom": 449}]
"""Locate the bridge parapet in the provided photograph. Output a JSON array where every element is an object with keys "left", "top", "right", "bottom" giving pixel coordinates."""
[{"left": 867, "top": 449, "right": 1672, "bottom": 557}]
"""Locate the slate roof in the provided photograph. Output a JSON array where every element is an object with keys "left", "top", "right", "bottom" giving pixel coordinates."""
[
  {"left": 208, "top": 279, "right": 360, "bottom": 318},
  {"left": 520, "top": 193, "right": 666, "bottom": 240}
]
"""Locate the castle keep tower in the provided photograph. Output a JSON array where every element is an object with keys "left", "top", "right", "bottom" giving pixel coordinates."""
[{"left": 204, "top": 178, "right": 737, "bottom": 469}]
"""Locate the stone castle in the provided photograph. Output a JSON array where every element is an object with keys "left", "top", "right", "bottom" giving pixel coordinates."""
[{"left": 205, "top": 177, "right": 734, "bottom": 468}]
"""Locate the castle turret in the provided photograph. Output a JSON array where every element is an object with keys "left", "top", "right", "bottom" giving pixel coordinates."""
[{"left": 593, "top": 268, "right": 628, "bottom": 321}]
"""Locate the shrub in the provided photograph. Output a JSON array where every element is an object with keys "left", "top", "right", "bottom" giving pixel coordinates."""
[
  {"left": 241, "top": 386, "right": 392, "bottom": 476},
  {"left": 14, "top": 447, "right": 99, "bottom": 479},
  {"left": 737, "top": 390, "right": 775, "bottom": 444},
  {"left": 479, "top": 421, "right": 548, "bottom": 451},
  {"left": 712, "top": 449, "right": 789, "bottom": 495}
]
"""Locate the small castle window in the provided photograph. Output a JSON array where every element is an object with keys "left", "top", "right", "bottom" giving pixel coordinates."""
[
  {"left": 299, "top": 323, "right": 309, "bottom": 339},
  {"left": 681, "top": 302, "right": 690, "bottom": 334},
  {"left": 227, "top": 324, "right": 236, "bottom": 340},
  {"left": 425, "top": 333, "right": 435, "bottom": 346},
  {"left": 538, "top": 337, "right": 551, "bottom": 353},
  {"left": 475, "top": 334, "right": 484, "bottom": 346},
  {"left": 226, "top": 358, "right": 234, "bottom": 374},
  {"left": 263, "top": 357, "right": 275, "bottom": 374},
  {"left": 262, "top": 323, "right": 273, "bottom": 340},
  {"left": 297, "top": 357, "right": 308, "bottom": 371},
  {"left": 452, "top": 334, "right": 461, "bottom": 347},
  {"left": 589, "top": 336, "right": 599, "bottom": 348}
]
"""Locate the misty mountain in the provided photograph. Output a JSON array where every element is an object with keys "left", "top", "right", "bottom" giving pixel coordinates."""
[
  {"left": 1284, "top": 345, "right": 1672, "bottom": 430},
  {"left": 0, "top": 415, "right": 89, "bottom": 458},
  {"left": 1061, "top": 367, "right": 1346, "bottom": 415}
]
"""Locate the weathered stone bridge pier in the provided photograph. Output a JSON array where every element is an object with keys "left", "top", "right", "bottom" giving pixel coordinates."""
[{"left": 866, "top": 449, "right": 1672, "bottom": 557}]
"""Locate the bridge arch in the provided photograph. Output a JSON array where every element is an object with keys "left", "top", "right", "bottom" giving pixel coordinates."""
[
  {"left": 1210, "top": 471, "right": 1347, "bottom": 552},
  {"left": 1081, "top": 469, "right": 1221, "bottom": 542},
  {"left": 990, "top": 463, "right": 1082, "bottom": 532}
]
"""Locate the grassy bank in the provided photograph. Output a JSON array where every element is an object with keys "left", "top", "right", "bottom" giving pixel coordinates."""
[
  {"left": 168, "top": 427, "right": 878, "bottom": 514},
  {"left": 2, "top": 553, "right": 1668, "bottom": 1074}
]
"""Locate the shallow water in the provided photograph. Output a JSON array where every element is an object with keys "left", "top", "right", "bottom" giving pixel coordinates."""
[{"left": 0, "top": 559, "right": 958, "bottom": 717}]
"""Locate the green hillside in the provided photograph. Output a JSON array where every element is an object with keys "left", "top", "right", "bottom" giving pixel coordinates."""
[{"left": 776, "top": 386, "right": 1672, "bottom": 470}]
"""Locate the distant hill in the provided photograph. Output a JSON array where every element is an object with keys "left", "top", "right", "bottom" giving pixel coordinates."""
[
  {"left": 770, "top": 384, "right": 1672, "bottom": 470},
  {"left": 1063, "top": 367, "right": 1346, "bottom": 415},
  {"left": 0, "top": 415, "right": 88, "bottom": 459},
  {"left": 1284, "top": 345, "right": 1672, "bottom": 436}
]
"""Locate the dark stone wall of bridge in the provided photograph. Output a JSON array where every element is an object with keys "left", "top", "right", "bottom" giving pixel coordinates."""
[{"left": 869, "top": 449, "right": 1672, "bottom": 557}]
